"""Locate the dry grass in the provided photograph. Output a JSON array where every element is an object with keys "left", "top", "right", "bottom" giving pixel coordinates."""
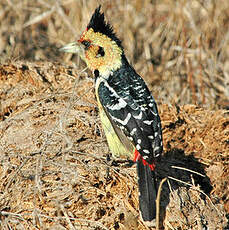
[
  {"left": 0, "top": 0, "right": 229, "bottom": 229},
  {"left": 1, "top": 0, "right": 229, "bottom": 107},
  {"left": 0, "top": 61, "right": 228, "bottom": 229}
]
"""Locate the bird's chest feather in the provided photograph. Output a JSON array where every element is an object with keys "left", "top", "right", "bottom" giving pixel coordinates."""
[{"left": 95, "top": 78, "right": 134, "bottom": 159}]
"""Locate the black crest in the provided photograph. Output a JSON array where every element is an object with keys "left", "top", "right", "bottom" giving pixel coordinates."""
[{"left": 87, "top": 6, "right": 122, "bottom": 48}]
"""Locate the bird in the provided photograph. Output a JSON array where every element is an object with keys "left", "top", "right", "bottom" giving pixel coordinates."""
[{"left": 60, "top": 6, "right": 163, "bottom": 225}]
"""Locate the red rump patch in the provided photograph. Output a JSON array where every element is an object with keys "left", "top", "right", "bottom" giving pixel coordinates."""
[{"left": 133, "top": 149, "right": 155, "bottom": 171}]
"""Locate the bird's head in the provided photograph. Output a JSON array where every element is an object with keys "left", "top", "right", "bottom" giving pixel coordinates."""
[{"left": 60, "top": 6, "right": 123, "bottom": 78}]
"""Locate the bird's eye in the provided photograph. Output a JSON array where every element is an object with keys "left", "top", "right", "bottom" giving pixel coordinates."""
[
  {"left": 82, "top": 40, "right": 91, "bottom": 49},
  {"left": 96, "top": 46, "right": 105, "bottom": 58}
]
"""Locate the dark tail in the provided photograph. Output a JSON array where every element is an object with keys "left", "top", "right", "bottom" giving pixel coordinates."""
[{"left": 137, "top": 160, "right": 157, "bottom": 222}]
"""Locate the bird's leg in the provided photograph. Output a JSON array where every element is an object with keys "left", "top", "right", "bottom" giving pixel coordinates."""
[{"left": 106, "top": 153, "right": 135, "bottom": 167}]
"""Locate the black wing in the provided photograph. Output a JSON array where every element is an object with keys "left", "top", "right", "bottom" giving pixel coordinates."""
[{"left": 98, "top": 76, "right": 162, "bottom": 163}]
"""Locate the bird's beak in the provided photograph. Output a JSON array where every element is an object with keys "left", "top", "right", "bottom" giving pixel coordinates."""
[{"left": 59, "top": 42, "right": 84, "bottom": 54}]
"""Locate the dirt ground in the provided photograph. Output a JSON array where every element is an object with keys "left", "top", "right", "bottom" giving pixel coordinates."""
[{"left": 0, "top": 1, "right": 229, "bottom": 229}]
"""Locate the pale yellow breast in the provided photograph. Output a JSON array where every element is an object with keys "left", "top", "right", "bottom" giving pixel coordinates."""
[{"left": 95, "top": 81, "right": 134, "bottom": 159}]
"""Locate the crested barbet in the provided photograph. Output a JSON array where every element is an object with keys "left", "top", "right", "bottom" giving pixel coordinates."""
[{"left": 60, "top": 6, "right": 163, "bottom": 225}]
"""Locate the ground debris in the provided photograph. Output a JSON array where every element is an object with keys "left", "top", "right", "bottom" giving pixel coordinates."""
[{"left": 0, "top": 62, "right": 228, "bottom": 229}]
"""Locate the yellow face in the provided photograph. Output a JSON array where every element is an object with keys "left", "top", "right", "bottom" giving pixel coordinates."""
[{"left": 78, "top": 28, "right": 123, "bottom": 78}]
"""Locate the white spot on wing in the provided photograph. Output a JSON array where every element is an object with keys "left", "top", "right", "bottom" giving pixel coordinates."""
[
  {"left": 137, "top": 139, "right": 141, "bottom": 144},
  {"left": 134, "top": 85, "right": 142, "bottom": 90},
  {"left": 133, "top": 111, "right": 143, "bottom": 120},
  {"left": 149, "top": 103, "right": 154, "bottom": 107},
  {"left": 111, "top": 113, "right": 131, "bottom": 126},
  {"left": 130, "top": 128, "right": 137, "bottom": 136},
  {"left": 143, "top": 149, "right": 150, "bottom": 154},
  {"left": 107, "top": 99, "right": 127, "bottom": 110},
  {"left": 143, "top": 120, "right": 153, "bottom": 125},
  {"left": 154, "top": 146, "right": 160, "bottom": 151},
  {"left": 151, "top": 111, "right": 158, "bottom": 116},
  {"left": 141, "top": 107, "right": 146, "bottom": 111},
  {"left": 136, "top": 144, "right": 141, "bottom": 150},
  {"left": 139, "top": 88, "right": 146, "bottom": 93}
]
